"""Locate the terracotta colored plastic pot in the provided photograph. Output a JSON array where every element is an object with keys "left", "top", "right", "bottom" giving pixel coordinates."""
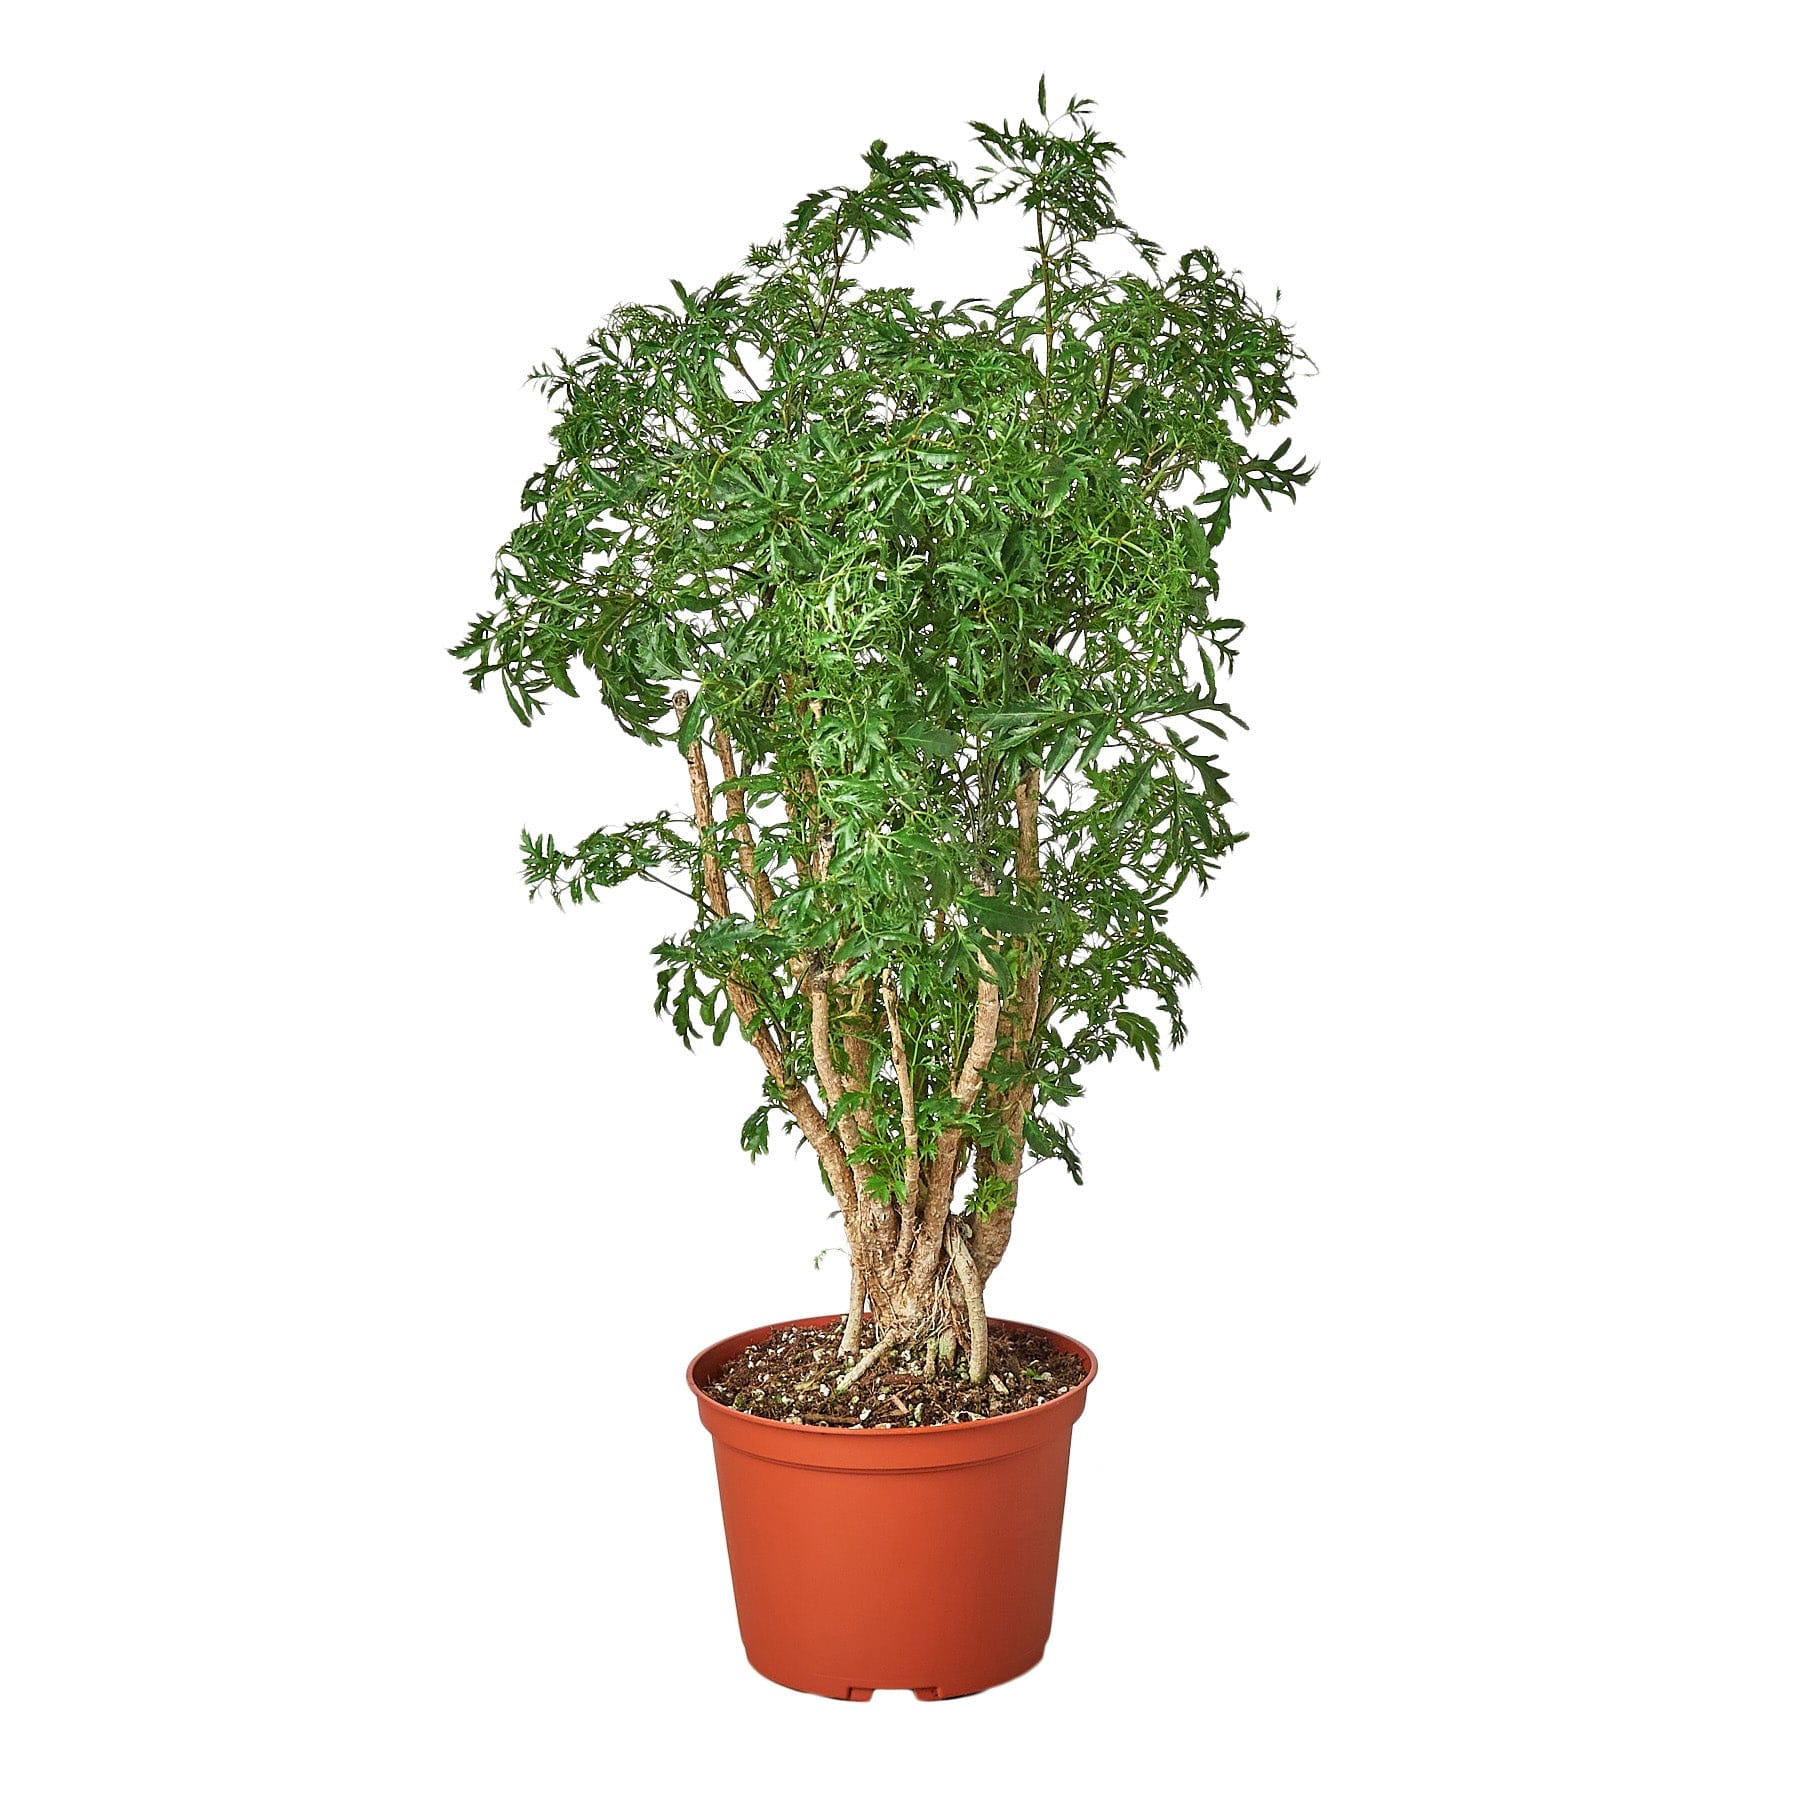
[{"left": 688, "top": 1314, "right": 1096, "bottom": 1700}]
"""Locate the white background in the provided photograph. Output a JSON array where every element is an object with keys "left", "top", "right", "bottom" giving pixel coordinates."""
[{"left": 4, "top": 3, "right": 1795, "bottom": 1794}]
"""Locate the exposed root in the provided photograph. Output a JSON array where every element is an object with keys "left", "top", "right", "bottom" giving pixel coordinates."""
[{"left": 835, "top": 1322, "right": 919, "bottom": 1394}]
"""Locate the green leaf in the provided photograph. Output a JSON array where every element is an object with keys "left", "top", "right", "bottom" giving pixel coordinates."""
[
  {"left": 1113, "top": 761, "right": 1156, "bottom": 832},
  {"left": 967, "top": 893, "right": 1039, "bottom": 937},
  {"left": 1044, "top": 723, "right": 1084, "bottom": 778},
  {"left": 675, "top": 697, "right": 709, "bottom": 754},
  {"left": 900, "top": 723, "right": 961, "bottom": 760}
]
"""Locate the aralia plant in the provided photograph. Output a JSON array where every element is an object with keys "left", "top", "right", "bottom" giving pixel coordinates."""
[{"left": 452, "top": 86, "right": 1309, "bottom": 1392}]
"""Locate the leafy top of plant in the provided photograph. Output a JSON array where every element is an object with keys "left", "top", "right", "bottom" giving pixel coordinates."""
[{"left": 452, "top": 87, "right": 1310, "bottom": 1341}]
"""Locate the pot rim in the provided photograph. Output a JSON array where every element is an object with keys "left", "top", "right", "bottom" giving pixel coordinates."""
[{"left": 686, "top": 1311, "right": 1098, "bottom": 1439}]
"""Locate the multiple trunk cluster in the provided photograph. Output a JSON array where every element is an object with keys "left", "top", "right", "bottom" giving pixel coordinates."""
[{"left": 676, "top": 692, "right": 1040, "bottom": 1386}]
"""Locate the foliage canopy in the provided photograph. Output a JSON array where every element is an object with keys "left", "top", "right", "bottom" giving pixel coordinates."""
[{"left": 452, "top": 85, "right": 1310, "bottom": 1227}]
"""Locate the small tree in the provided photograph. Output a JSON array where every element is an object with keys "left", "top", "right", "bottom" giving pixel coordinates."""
[{"left": 452, "top": 86, "right": 1309, "bottom": 1386}]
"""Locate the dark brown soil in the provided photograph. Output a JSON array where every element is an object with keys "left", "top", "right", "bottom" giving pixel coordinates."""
[{"left": 704, "top": 1323, "right": 1087, "bottom": 1428}]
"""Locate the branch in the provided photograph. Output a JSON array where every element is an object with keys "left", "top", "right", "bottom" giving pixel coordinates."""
[
  {"left": 883, "top": 969, "right": 923, "bottom": 1273},
  {"left": 1097, "top": 340, "right": 1119, "bottom": 415},
  {"left": 1015, "top": 768, "right": 1041, "bottom": 886},
  {"left": 1036, "top": 198, "right": 1056, "bottom": 443},
  {"left": 674, "top": 692, "right": 732, "bottom": 922},
  {"left": 972, "top": 771, "right": 1041, "bottom": 1284},
  {"left": 970, "top": 1203, "right": 1014, "bottom": 1285},
  {"left": 840, "top": 1264, "right": 866, "bottom": 1357},
  {"left": 904, "top": 959, "right": 1002, "bottom": 1303},
  {"left": 809, "top": 980, "right": 859, "bottom": 1154},
  {"left": 841, "top": 977, "right": 880, "bottom": 1156},
  {"left": 712, "top": 724, "right": 777, "bottom": 922},
  {"left": 949, "top": 964, "right": 1004, "bottom": 1116},
  {"left": 947, "top": 1225, "right": 989, "bottom": 1385},
  {"left": 724, "top": 976, "right": 854, "bottom": 1216},
  {"left": 723, "top": 341, "right": 764, "bottom": 396}
]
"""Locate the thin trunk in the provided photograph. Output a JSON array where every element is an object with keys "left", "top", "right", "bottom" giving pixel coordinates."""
[
  {"left": 813, "top": 976, "right": 899, "bottom": 1328},
  {"left": 882, "top": 969, "right": 923, "bottom": 1272},
  {"left": 969, "top": 772, "right": 1043, "bottom": 1292}
]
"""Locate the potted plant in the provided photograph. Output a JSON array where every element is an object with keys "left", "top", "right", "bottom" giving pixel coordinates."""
[{"left": 451, "top": 83, "right": 1309, "bottom": 1700}]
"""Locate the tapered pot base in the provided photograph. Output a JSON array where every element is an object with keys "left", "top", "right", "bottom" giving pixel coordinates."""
[{"left": 751, "top": 1642, "right": 1045, "bottom": 1702}]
